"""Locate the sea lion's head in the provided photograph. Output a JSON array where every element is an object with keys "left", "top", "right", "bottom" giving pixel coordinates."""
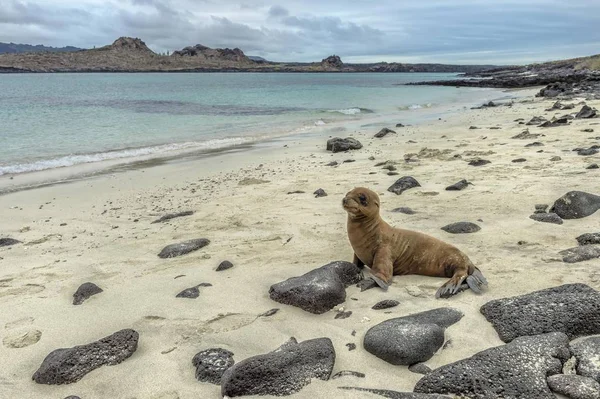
[{"left": 342, "top": 187, "right": 380, "bottom": 219}]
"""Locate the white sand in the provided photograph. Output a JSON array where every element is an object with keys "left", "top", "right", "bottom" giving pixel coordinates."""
[{"left": 1, "top": 88, "right": 599, "bottom": 398}]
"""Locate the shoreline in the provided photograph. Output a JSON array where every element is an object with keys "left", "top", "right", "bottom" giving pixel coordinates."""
[
  {"left": 0, "top": 86, "right": 512, "bottom": 195},
  {"left": 2, "top": 86, "right": 599, "bottom": 398}
]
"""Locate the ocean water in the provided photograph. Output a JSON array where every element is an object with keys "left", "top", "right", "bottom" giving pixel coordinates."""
[{"left": 0, "top": 73, "right": 500, "bottom": 176}]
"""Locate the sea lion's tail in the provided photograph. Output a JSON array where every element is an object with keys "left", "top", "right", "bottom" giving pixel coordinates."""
[{"left": 466, "top": 264, "right": 488, "bottom": 294}]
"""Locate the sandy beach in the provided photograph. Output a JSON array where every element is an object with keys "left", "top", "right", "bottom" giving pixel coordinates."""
[{"left": 1, "top": 88, "right": 599, "bottom": 398}]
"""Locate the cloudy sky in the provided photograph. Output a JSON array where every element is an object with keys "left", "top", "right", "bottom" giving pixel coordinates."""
[{"left": 1, "top": 0, "right": 599, "bottom": 64}]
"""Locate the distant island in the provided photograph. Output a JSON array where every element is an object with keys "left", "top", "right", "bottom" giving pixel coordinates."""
[
  {"left": 0, "top": 36, "right": 495, "bottom": 74},
  {"left": 0, "top": 42, "right": 83, "bottom": 54}
]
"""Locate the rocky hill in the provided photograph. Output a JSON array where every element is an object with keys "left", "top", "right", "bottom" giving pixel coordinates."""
[
  {"left": 0, "top": 36, "right": 496, "bottom": 73},
  {"left": 172, "top": 44, "right": 252, "bottom": 64}
]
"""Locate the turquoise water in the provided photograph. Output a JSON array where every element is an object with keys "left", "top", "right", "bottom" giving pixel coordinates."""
[{"left": 0, "top": 73, "right": 496, "bottom": 175}]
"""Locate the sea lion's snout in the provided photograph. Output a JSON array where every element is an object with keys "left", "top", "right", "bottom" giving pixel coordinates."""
[{"left": 343, "top": 188, "right": 381, "bottom": 218}]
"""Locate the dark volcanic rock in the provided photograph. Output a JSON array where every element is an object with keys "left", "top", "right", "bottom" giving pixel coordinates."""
[
  {"left": 259, "top": 308, "right": 279, "bottom": 317},
  {"left": 372, "top": 299, "right": 400, "bottom": 310},
  {"left": 387, "top": 176, "right": 421, "bottom": 195},
  {"left": 512, "top": 158, "right": 527, "bottom": 163},
  {"left": 539, "top": 117, "right": 570, "bottom": 127},
  {"left": 363, "top": 308, "right": 463, "bottom": 366},
  {"left": 32, "top": 329, "right": 139, "bottom": 385},
  {"left": 335, "top": 310, "right": 352, "bottom": 319},
  {"left": 468, "top": 159, "right": 490, "bottom": 166},
  {"left": 339, "top": 387, "right": 450, "bottom": 398},
  {"left": 313, "top": 188, "right": 327, "bottom": 198},
  {"left": 511, "top": 129, "right": 541, "bottom": 139},
  {"left": 547, "top": 374, "right": 600, "bottom": 399},
  {"left": 445, "top": 179, "right": 471, "bottom": 191},
  {"left": 391, "top": 207, "right": 416, "bottom": 215},
  {"left": 64, "top": 396, "right": 81, "bottom": 399},
  {"left": 151, "top": 210, "right": 194, "bottom": 224},
  {"left": 480, "top": 284, "right": 600, "bottom": 342},
  {"left": 192, "top": 348, "right": 235, "bottom": 385},
  {"left": 529, "top": 213, "right": 563, "bottom": 225},
  {"left": 571, "top": 335, "right": 600, "bottom": 382},
  {"left": 326, "top": 137, "right": 363, "bottom": 153},
  {"left": 560, "top": 245, "right": 600, "bottom": 263},
  {"left": 546, "top": 101, "right": 575, "bottom": 111},
  {"left": 413, "top": 332, "right": 570, "bottom": 399},
  {"left": 158, "top": 238, "right": 210, "bottom": 258},
  {"left": 375, "top": 128, "right": 396, "bottom": 138},
  {"left": 216, "top": 260, "right": 234, "bottom": 271},
  {"left": 550, "top": 191, "right": 600, "bottom": 219},
  {"left": 269, "top": 261, "right": 362, "bottom": 314},
  {"left": 220, "top": 337, "right": 334, "bottom": 397},
  {"left": 72, "top": 282, "right": 103, "bottom": 305},
  {"left": 409, "top": 363, "right": 432, "bottom": 375},
  {"left": 525, "top": 141, "right": 544, "bottom": 147},
  {"left": 587, "top": 163, "right": 599, "bottom": 169},
  {"left": 526, "top": 116, "right": 547, "bottom": 125},
  {"left": 576, "top": 105, "right": 598, "bottom": 119},
  {"left": 0, "top": 238, "right": 21, "bottom": 247},
  {"left": 576, "top": 232, "right": 600, "bottom": 246},
  {"left": 331, "top": 370, "right": 365, "bottom": 379},
  {"left": 176, "top": 286, "right": 200, "bottom": 298},
  {"left": 577, "top": 147, "right": 599, "bottom": 156},
  {"left": 326, "top": 161, "right": 338, "bottom": 167},
  {"left": 535, "top": 204, "right": 549, "bottom": 213},
  {"left": 441, "top": 222, "right": 481, "bottom": 234}
]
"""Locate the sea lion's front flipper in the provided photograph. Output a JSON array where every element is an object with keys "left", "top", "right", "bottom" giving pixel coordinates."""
[
  {"left": 371, "top": 275, "right": 389, "bottom": 291},
  {"left": 369, "top": 247, "right": 393, "bottom": 291},
  {"left": 357, "top": 278, "right": 378, "bottom": 292}
]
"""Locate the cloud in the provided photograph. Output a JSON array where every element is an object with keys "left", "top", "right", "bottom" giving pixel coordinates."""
[
  {"left": 268, "top": 5, "right": 288, "bottom": 18},
  {"left": 0, "top": 0, "right": 599, "bottom": 64}
]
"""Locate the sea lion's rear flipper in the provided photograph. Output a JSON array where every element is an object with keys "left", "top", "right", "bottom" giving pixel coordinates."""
[
  {"left": 435, "top": 275, "right": 468, "bottom": 298},
  {"left": 466, "top": 268, "right": 488, "bottom": 294}
]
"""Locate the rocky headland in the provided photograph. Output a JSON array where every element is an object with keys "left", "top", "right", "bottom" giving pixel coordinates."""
[
  {"left": 410, "top": 54, "right": 600, "bottom": 98},
  {"left": 0, "top": 36, "right": 494, "bottom": 74}
]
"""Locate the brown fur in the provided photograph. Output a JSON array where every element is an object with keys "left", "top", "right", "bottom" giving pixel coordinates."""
[{"left": 343, "top": 187, "right": 486, "bottom": 297}]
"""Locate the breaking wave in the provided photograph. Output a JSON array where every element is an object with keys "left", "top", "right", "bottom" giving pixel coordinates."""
[
  {"left": 326, "top": 107, "right": 375, "bottom": 115},
  {"left": 0, "top": 137, "right": 249, "bottom": 176}
]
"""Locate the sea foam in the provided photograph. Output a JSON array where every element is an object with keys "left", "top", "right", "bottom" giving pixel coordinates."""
[{"left": 0, "top": 137, "right": 249, "bottom": 176}]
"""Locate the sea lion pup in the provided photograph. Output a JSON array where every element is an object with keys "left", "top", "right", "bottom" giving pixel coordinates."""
[{"left": 342, "top": 187, "right": 487, "bottom": 298}]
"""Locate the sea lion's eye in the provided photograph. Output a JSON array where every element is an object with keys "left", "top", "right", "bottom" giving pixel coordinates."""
[{"left": 358, "top": 193, "right": 368, "bottom": 206}]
